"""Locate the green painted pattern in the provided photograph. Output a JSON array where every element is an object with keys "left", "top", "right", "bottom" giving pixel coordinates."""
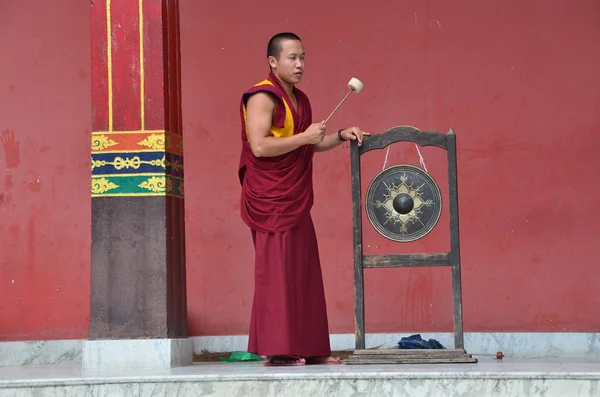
[{"left": 91, "top": 174, "right": 183, "bottom": 198}]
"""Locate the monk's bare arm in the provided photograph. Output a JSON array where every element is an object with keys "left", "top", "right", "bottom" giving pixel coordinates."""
[
  {"left": 314, "top": 126, "right": 370, "bottom": 152},
  {"left": 314, "top": 132, "right": 343, "bottom": 152},
  {"left": 245, "top": 92, "right": 307, "bottom": 158}
]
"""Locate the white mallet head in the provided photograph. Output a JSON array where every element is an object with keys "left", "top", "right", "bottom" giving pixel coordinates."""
[{"left": 348, "top": 77, "right": 364, "bottom": 93}]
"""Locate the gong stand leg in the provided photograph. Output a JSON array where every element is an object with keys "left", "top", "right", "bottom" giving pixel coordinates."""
[
  {"left": 350, "top": 141, "right": 366, "bottom": 350},
  {"left": 447, "top": 129, "right": 465, "bottom": 349}
]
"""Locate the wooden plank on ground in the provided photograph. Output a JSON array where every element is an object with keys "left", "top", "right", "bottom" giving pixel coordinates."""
[
  {"left": 346, "top": 354, "right": 472, "bottom": 360},
  {"left": 343, "top": 348, "right": 478, "bottom": 365},
  {"left": 343, "top": 357, "right": 478, "bottom": 365},
  {"left": 352, "top": 349, "right": 466, "bottom": 356}
]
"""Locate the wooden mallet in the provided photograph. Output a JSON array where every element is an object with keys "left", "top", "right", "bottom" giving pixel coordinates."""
[{"left": 324, "top": 77, "right": 364, "bottom": 124}]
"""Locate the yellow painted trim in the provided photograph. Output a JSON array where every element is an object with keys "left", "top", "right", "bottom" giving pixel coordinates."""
[
  {"left": 92, "top": 149, "right": 181, "bottom": 154},
  {"left": 139, "top": 0, "right": 145, "bottom": 131},
  {"left": 92, "top": 193, "right": 184, "bottom": 198},
  {"left": 106, "top": 0, "right": 113, "bottom": 132},
  {"left": 91, "top": 129, "right": 166, "bottom": 135},
  {"left": 93, "top": 192, "right": 166, "bottom": 197},
  {"left": 96, "top": 173, "right": 183, "bottom": 180}
]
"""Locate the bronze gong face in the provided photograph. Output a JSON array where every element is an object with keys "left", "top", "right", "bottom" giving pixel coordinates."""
[{"left": 365, "top": 164, "right": 442, "bottom": 242}]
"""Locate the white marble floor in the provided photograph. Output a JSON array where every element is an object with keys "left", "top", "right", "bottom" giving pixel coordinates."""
[{"left": 1, "top": 356, "right": 599, "bottom": 396}]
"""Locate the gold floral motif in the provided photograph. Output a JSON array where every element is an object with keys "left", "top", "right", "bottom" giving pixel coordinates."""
[
  {"left": 91, "top": 177, "right": 119, "bottom": 194},
  {"left": 155, "top": 156, "right": 166, "bottom": 168},
  {"left": 166, "top": 177, "right": 173, "bottom": 193},
  {"left": 178, "top": 181, "right": 184, "bottom": 196},
  {"left": 165, "top": 135, "right": 172, "bottom": 151},
  {"left": 138, "top": 134, "right": 165, "bottom": 150},
  {"left": 138, "top": 176, "right": 166, "bottom": 193},
  {"left": 91, "top": 156, "right": 166, "bottom": 171},
  {"left": 92, "top": 135, "right": 118, "bottom": 151},
  {"left": 113, "top": 156, "right": 141, "bottom": 170}
]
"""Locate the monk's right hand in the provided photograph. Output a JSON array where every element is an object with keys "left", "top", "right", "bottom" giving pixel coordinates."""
[{"left": 303, "top": 122, "right": 326, "bottom": 145}]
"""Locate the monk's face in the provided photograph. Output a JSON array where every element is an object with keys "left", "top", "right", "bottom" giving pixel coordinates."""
[{"left": 270, "top": 39, "right": 305, "bottom": 85}]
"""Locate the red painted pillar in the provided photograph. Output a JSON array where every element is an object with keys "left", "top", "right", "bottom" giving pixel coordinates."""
[{"left": 86, "top": 0, "right": 188, "bottom": 368}]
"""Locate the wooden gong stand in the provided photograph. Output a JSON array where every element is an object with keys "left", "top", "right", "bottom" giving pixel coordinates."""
[{"left": 345, "top": 126, "right": 475, "bottom": 365}]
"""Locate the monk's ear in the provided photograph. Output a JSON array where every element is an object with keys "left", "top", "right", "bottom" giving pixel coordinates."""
[{"left": 268, "top": 56, "right": 277, "bottom": 69}]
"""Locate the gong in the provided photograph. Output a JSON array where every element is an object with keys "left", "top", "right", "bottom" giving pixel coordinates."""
[{"left": 365, "top": 164, "right": 442, "bottom": 242}]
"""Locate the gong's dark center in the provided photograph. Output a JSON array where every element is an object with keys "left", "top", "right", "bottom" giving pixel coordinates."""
[{"left": 392, "top": 192, "right": 414, "bottom": 214}]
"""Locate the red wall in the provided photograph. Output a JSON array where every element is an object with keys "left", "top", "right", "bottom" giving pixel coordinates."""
[
  {"left": 0, "top": 0, "right": 91, "bottom": 340},
  {"left": 1, "top": 0, "right": 599, "bottom": 341},
  {"left": 179, "top": 0, "right": 600, "bottom": 336}
]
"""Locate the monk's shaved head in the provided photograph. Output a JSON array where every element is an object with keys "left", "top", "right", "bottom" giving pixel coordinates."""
[{"left": 267, "top": 32, "right": 302, "bottom": 60}]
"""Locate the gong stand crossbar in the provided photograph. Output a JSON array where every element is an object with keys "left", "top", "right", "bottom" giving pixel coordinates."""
[{"left": 349, "top": 125, "right": 465, "bottom": 355}]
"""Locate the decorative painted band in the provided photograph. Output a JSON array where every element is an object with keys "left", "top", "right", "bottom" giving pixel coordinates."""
[
  {"left": 90, "top": 130, "right": 184, "bottom": 198},
  {"left": 91, "top": 130, "right": 183, "bottom": 156},
  {"left": 91, "top": 151, "right": 183, "bottom": 178},
  {"left": 91, "top": 174, "right": 184, "bottom": 198}
]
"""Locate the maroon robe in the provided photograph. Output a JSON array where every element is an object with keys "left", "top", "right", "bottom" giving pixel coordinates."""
[{"left": 238, "top": 73, "right": 332, "bottom": 358}]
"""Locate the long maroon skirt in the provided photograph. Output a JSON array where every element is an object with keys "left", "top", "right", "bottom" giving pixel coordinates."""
[{"left": 248, "top": 213, "right": 332, "bottom": 357}]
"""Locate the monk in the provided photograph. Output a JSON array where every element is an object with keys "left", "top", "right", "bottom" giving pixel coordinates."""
[{"left": 237, "top": 32, "right": 369, "bottom": 366}]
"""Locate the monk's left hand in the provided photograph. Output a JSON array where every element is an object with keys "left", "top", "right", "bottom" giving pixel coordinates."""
[{"left": 340, "top": 127, "right": 370, "bottom": 146}]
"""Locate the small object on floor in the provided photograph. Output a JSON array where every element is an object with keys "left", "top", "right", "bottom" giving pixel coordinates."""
[
  {"left": 496, "top": 351, "right": 504, "bottom": 359},
  {"left": 397, "top": 334, "right": 446, "bottom": 349},
  {"left": 219, "top": 351, "right": 265, "bottom": 362}
]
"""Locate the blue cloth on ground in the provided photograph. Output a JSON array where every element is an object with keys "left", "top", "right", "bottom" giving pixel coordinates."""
[{"left": 397, "top": 334, "right": 446, "bottom": 349}]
